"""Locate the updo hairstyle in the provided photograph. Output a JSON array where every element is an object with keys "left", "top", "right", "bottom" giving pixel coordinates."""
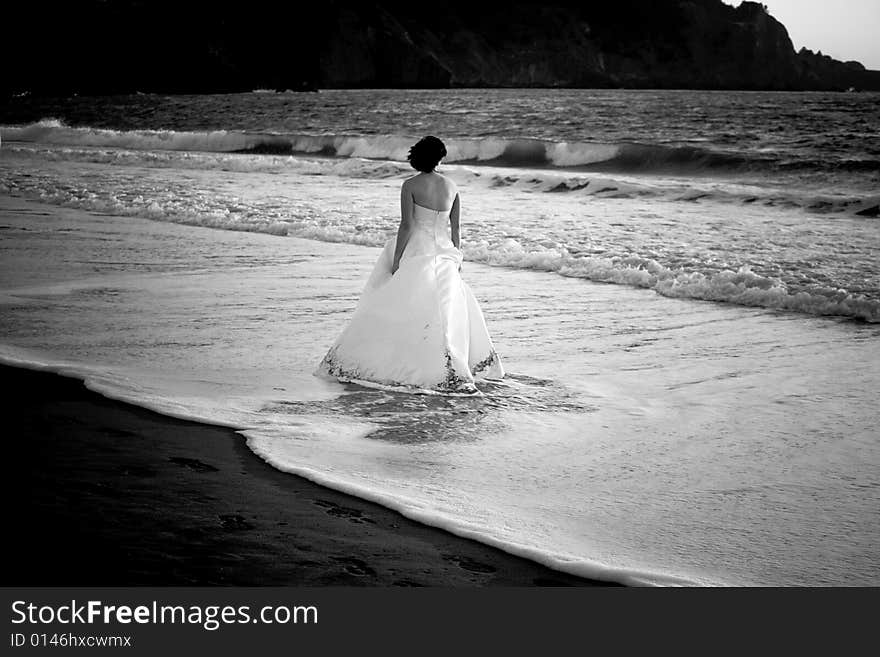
[{"left": 407, "top": 136, "right": 447, "bottom": 173}]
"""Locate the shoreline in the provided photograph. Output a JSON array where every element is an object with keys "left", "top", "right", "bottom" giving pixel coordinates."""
[{"left": 3, "top": 363, "right": 612, "bottom": 587}]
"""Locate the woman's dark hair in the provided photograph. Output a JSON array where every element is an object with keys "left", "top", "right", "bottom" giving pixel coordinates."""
[{"left": 407, "top": 136, "right": 447, "bottom": 173}]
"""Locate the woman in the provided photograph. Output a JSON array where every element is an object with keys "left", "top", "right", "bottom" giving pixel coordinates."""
[{"left": 315, "top": 136, "right": 504, "bottom": 394}]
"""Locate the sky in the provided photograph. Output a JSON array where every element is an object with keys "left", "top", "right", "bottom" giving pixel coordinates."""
[{"left": 742, "top": 0, "right": 880, "bottom": 70}]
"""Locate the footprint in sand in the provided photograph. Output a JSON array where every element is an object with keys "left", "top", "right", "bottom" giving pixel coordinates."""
[
  {"left": 169, "top": 456, "right": 219, "bottom": 473},
  {"left": 218, "top": 514, "right": 254, "bottom": 531},
  {"left": 441, "top": 553, "right": 497, "bottom": 574},
  {"left": 392, "top": 579, "right": 425, "bottom": 587},
  {"left": 313, "top": 499, "right": 376, "bottom": 525},
  {"left": 333, "top": 556, "right": 376, "bottom": 577}
]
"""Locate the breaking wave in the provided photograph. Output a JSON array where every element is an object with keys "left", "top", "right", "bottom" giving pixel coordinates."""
[
  {"left": 464, "top": 240, "right": 880, "bottom": 322},
  {"left": 6, "top": 119, "right": 880, "bottom": 176},
  {"left": 3, "top": 119, "right": 878, "bottom": 321},
  {"left": 3, "top": 137, "right": 878, "bottom": 217},
  {"left": 2, "top": 173, "right": 877, "bottom": 322}
]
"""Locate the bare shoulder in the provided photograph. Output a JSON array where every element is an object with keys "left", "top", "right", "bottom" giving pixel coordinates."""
[{"left": 436, "top": 172, "right": 458, "bottom": 191}]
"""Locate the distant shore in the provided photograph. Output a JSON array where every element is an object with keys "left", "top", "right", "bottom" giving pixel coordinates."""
[
  {"left": 3, "top": 364, "right": 611, "bottom": 586},
  {"left": 5, "top": 86, "right": 880, "bottom": 100}
]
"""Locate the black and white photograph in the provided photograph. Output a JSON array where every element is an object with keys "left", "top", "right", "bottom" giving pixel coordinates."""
[{"left": 1, "top": 0, "right": 878, "bottom": 615}]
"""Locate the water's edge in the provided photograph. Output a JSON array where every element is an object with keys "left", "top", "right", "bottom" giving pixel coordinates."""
[{"left": 0, "top": 350, "right": 701, "bottom": 587}]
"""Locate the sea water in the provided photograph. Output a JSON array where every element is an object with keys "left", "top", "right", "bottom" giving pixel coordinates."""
[{"left": 1, "top": 89, "right": 878, "bottom": 585}]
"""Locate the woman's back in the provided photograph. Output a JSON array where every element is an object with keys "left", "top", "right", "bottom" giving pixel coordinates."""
[{"left": 405, "top": 172, "right": 458, "bottom": 211}]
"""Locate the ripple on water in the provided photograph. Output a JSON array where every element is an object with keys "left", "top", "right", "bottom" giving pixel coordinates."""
[{"left": 260, "top": 372, "right": 598, "bottom": 445}]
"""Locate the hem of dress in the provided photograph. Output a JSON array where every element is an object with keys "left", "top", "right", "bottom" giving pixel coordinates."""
[{"left": 334, "top": 375, "right": 483, "bottom": 397}]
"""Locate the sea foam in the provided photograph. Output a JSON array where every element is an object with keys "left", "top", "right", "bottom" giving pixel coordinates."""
[
  {"left": 3, "top": 139, "right": 876, "bottom": 217},
  {"left": 0, "top": 339, "right": 699, "bottom": 588},
  {"left": 3, "top": 123, "right": 879, "bottom": 322},
  {"left": 6, "top": 119, "right": 879, "bottom": 178}
]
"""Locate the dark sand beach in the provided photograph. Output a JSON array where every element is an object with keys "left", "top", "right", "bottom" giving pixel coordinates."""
[{"left": 3, "top": 364, "right": 608, "bottom": 587}]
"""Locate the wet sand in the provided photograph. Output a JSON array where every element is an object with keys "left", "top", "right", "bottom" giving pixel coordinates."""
[{"left": 3, "top": 364, "right": 611, "bottom": 586}]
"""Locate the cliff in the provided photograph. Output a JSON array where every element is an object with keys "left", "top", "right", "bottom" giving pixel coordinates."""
[
  {"left": 4, "top": 0, "right": 879, "bottom": 94},
  {"left": 320, "top": 0, "right": 880, "bottom": 90}
]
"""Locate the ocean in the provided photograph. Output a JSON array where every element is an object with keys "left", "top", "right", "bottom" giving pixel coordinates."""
[{"left": 1, "top": 88, "right": 878, "bottom": 585}]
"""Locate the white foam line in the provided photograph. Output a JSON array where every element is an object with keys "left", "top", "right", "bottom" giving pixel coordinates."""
[
  {"left": 242, "top": 430, "right": 708, "bottom": 587},
  {"left": 0, "top": 346, "right": 708, "bottom": 587}
]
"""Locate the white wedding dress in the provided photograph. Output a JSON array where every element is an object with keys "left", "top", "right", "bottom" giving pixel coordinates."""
[{"left": 316, "top": 202, "right": 504, "bottom": 394}]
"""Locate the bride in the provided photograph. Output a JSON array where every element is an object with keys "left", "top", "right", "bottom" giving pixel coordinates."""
[{"left": 315, "top": 136, "right": 504, "bottom": 395}]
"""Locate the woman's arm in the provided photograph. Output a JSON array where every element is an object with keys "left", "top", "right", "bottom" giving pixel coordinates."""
[
  {"left": 450, "top": 192, "right": 461, "bottom": 249},
  {"left": 391, "top": 183, "right": 415, "bottom": 274}
]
